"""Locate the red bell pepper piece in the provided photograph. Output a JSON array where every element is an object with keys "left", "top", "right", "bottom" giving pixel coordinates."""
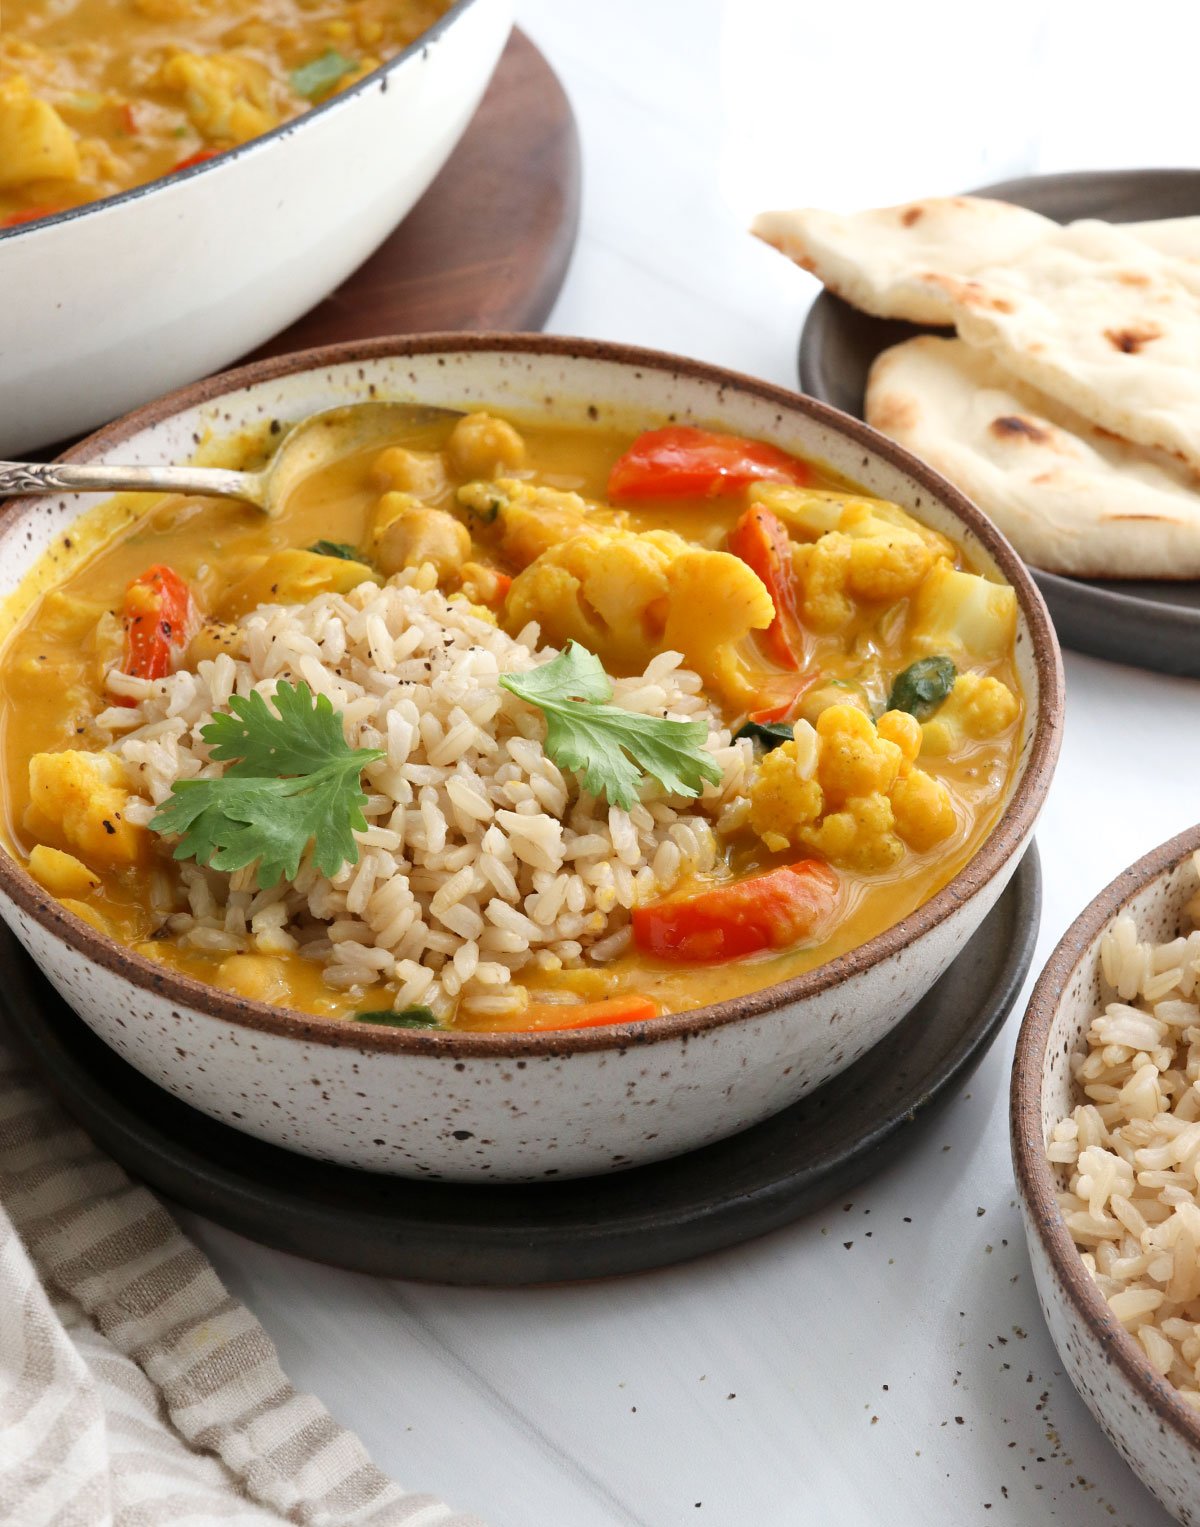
[
  {"left": 122, "top": 565, "right": 196, "bottom": 684},
  {"left": 171, "top": 148, "right": 222, "bottom": 173},
  {"left": 728, "top": 504, "right": 807, "bottom": 670},
  {"left": 633, "top": 861, "right": 839, "bottom": 963},
  {"left": 608, "top": 426, "right": 811, "bottom": 502},
  {"left": 1, "top": 206, "right": 64, "bottom": 228}
]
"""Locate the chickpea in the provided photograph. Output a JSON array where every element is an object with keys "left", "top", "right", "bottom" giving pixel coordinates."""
[
  {"left": 375, "top": 503, "right": 470, "bottom": 579},
  {"left": 447, "top": 412, "right": 526, "bottom": 479},
  {"left": 799, "top": 680, "right": 871, "bottom": 726},
  {"left": 371, "top": 446, "right": 448, "bottom": 499}
]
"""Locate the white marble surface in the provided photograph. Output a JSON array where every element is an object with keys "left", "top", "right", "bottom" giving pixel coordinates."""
[{"left": 177, "top": 4, "right": 1200, "bottom": 1522}]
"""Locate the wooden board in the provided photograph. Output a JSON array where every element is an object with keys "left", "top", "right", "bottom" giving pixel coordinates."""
[{"left": 249, "top": 28, "right": 580, "bottom": 360}]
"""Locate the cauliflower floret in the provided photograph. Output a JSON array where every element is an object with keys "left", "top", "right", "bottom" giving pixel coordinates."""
[
  {"left": 846, "top": 531, "right": 933, "bottom": 603},
  {"left": 815, "top": 703, "right": 902, "bottom": 806},
  {"left": 910, "top": 561, "right": 1017, "bottom": 664},
  {"left": 792, "top": 533, "right": 854, "bottom": 632},
  {"left": 921, "top": 672, "right": 1021, "bottom": 757},
  {"left": 752, "top": 484, "right": 955, "bottom": 559},
  {"left": 0, "top": 77, "right": 80, "bottom": 190},
  {"left": 748, "top": 726, "right": 824, "bottom": 852},
  {"left": 160, "top": 51, "right": 279, "bottom": 142},
  {"left": 803, "top": 793, "right": 905, "bottom": 874},
  {"left": 747, "top": 704, "right": 954, "bottom": 870},
  {"left": 875, "top": 708, "right": 922, "bottom": 763},
  {"left": 26, "top": 751, "right": 145, "bottom": 866},
  {"left": 660, "top": 544, "right": 774, "bottom": 705},
  {"left": 505, "top": 526, "right": 773, "bottom": 703},
  {"left": 457, "top": 479, "right": 616, "bottom": 567},
  {"left": 505, "top": 528, "right": 675, "bottom": 671},
  {"left": 890, "top": 768, "right": 957, "bottom": 851}
]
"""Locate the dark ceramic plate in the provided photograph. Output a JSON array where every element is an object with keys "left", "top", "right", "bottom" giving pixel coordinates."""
[
  {"left": 798, "top": 168, "right": 1200, "bottom": 676},
  {"left": 2, "top": 846, "right": 1039, "bottom": 1286}
]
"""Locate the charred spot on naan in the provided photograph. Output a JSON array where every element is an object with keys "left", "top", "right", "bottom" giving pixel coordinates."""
[
  {"left": 924, "top": 274, "right": 1014, "bottom": 314},
  {"left": 1103, "top": 323, "right": 1163, "bottom": 354},
  {"left": 989, "top": 415, "right": 1052, "bottom": 445}
]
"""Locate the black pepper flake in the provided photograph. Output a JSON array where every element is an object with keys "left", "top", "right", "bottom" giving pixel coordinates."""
[
  {"left": 101, "top": 819, "right": 116, "bottom": 835},
  {"left": 843, "top": 1241, "right": 853, "bottom": 1250}
]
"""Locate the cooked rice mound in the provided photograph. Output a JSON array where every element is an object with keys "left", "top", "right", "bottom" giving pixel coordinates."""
[
  {"left": 100, "top": 567, "right": 753, "bottom": 1019},
  {"left": 1049, "top": 853, "right": 1200, "bottom": 1405}
]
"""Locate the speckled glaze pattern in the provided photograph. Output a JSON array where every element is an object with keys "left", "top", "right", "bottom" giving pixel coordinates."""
[
  {"left": 0, "top": 337, "right": 1064, "bottom": 1180},
  {"left": 0, "top": 0, "right": 511, "bottom": 455},
  {"left": 1013, "top": 826, "right": 1200, "bottom": 1525}
]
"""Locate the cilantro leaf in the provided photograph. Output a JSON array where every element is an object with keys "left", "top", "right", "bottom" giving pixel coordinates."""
[
  {"left": 499, "top": 642, "right": 722, "bottom": 810},
  {"left": 290, "top": 49, "right": 356, "bottom": 100},
  {"left": 308, "top": 540, "right": 371, "bottom": 565},
  {"left": 150, "top": 681, "right": 384, "bottom": 888}
]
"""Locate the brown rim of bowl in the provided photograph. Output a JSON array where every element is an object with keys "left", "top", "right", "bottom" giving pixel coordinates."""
[
  {"left": 0, "top": 331, "right": 1064, "bottom": 1058},
  {"left": 1012, "top": 822, "right": 1200, "bottom": 1451}
]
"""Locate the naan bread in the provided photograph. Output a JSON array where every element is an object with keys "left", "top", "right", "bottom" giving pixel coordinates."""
[
  {"left": 866, "top": 335, "right": 1200, "bottom": 577},
  {"left": 1128, "top": 217, "right": 1200, "bottom": 262},
  {"left": 921, "top": 221, "right": 1200, "bottom": 475},
  {"left": 751, "top": 198, "right": 1053, "bottom": 325},
  {"left": 753, "top": 198, "right": 1200, "bottom": 326}
]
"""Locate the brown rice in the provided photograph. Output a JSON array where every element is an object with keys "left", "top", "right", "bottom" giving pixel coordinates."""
[
  {"left": 97, "top": 565, "right": 753, "bottom": 1019},
  {"left": 1048, "top": 851, "right": 1200, "bottom": 1406}
]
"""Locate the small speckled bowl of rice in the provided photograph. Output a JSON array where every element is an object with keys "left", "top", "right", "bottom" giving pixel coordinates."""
[
  {"left": 0, "top": 335, "right": 1062, "bottom": 1182},
  {"left": 1014, "top": 824, "right": 1200, "bottom": 1526}
]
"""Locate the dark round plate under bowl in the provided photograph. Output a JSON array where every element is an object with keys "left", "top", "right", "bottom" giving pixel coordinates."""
[
  {"left": 3, "top": 847, "right": 1039, "bottom": 1286},
  {"left": 798, "top": 168, "right": 1200, "bottom": 677}
]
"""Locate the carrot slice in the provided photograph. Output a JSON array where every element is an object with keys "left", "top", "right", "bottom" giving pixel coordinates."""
[
  {"left": 608, "top": 426, "right": 811, "bottom": 502},
  {"left": 122, "top": 565, "right": 196, "bottom": 683},
  {"left": 633, "top": 861, "right": 839, "bottom": 963},
  {"left": 728, "top": 504, "right": 807, "bottom": 670},
  {"left": 493, "top": 995, "right": 659, "bottom": 1032}
]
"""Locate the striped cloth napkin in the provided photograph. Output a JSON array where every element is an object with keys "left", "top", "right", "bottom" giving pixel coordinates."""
[{"left": 0, "top": 1033, "right": 485, "bottom": 1527}]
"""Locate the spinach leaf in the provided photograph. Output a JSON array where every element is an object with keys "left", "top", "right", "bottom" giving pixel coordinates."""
[
  {"left": 733, "top": 720, "right": 794, "bottom": 752},
  {"left": 356, "top": 1007, "right": 441, "bottom": 1029},
  {"left": 888, "top": 656, "right": 956, "bottom": 720},
  {"left": 308, "top": 540, "right": 371, "bottom": 564}
]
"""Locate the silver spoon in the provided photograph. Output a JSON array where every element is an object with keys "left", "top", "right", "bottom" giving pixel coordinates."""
[{"left": 0, "top": 401, "right": 464, "bottom": 518}]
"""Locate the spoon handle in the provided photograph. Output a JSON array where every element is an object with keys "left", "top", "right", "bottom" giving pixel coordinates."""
[{"left": 0, "top": 459, "right": 261, "bottom": 507}]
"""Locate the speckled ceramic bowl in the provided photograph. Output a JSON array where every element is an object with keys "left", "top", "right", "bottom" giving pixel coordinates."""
[
  {"left": 0, "top": 335, "right": 1063, "bottom": 1181},
  {"left": 1013, "top": 826, "right": 1200, "bottom": 1525}
]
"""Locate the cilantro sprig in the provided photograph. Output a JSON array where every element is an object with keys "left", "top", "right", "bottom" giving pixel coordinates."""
[
  {"left": 499, "top": 643, "right": 721, "bottom": 811},
  {"left": 150, "top": 682, "right": 384, "bottom": 889}
]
